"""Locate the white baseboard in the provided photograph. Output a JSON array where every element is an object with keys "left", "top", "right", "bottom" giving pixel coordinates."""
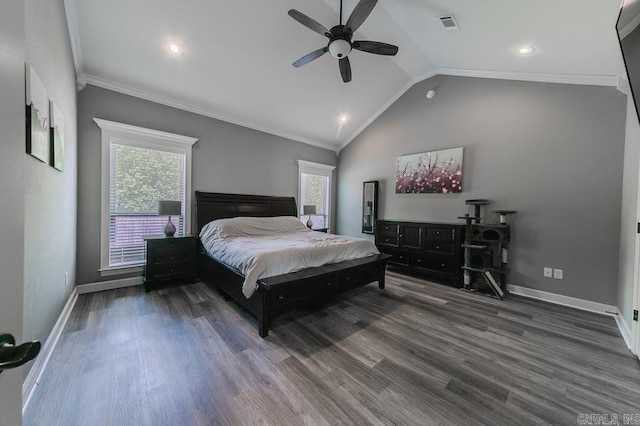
[
  {"left": 22, "top": 276, "right": 143, "bottom": 414},
  {"left": 614, "top": 314, "right": 634, "bottom": 353},
  {"left": 22, "top": 287, "right": 78, "bottom": 416},
  {"left": 507, "top": 284, "right": 634, "bottom": 351},
  {"left": 76, "top": 276, "right": 143, "bottom": 294}
]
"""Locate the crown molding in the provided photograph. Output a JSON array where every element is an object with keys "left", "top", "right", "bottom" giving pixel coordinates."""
[
  {"left": 437, "top": 68, "right": 620, "bottom": 87},
  {"left": 84, "top": 75, "right": 338, "bottom": 153},
  {"left": 63, "top": 0, "right": 84, "bottom": 81}
]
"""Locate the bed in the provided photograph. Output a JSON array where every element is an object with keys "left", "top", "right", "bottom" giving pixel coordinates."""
[{"left": 195, "top": 191, "right": 391, "bottom": 337}]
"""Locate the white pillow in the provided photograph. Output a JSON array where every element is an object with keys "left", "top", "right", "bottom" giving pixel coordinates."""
[{"left": 200, "top": 216, "right": 310, "bottom": 240}]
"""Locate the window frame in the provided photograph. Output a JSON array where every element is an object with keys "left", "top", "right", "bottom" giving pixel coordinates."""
[
  {"left": 296, "top": 159, "right": 336, "bottom": 232},
  {"left": 94, "top": 118, "right": 197, "bottom": 276}
]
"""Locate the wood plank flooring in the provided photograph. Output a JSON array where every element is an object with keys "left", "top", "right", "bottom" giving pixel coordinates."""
[{"left": 24, "top": 272, "right": 640, "bottom": 425}]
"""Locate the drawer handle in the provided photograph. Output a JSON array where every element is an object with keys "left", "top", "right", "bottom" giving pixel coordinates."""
[
  {"left": 436, "top": 231, "right": 441, "bottom": 235},
  {"left": 170, "top": 268, "right": 174, "bottom": 273},
  {"left": 278, "top": 295, "right": 284, "bottom": 300},
  {"left": 345, "top": 276, "right": 351, "bottom": 281},
  {"left": 417, "top": 259, "right": 421, "bottom": 263},
  {"left": 327, "top": 282, "right": 333, "bottom": 286},
  {"left": 441, "top": 263, "right": 445, "bottom": 267},
  {"left": 170, "top": 244, "right": 175, "bottom": 248},
  {"left": 435, "top": 246, "right": 440, "bottom": 250},
  {"left": 170, "top": 256, "right": 175, "bottom": 260}
]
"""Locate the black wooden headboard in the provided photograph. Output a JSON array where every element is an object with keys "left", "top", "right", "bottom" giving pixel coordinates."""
[{"left": 194, "top": 191, "right": 298, "bottom": 233}]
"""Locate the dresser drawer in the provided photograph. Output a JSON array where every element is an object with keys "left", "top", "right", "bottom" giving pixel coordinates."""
[
  {"left": 377, "top": 222, "right": 399, "bottom": 234},
  {"left": 411, "top": 253, "right": 453, "bottom": 274},
  {"left": 381, "top": 248, "right": 409, "bottom": 266},
  {"left": 378, "top": 235, "right": 400, "bottom": 247},
  {"left": 426, "top": 227, "right": 453, "bottom": 242},
  {"left": 425, "top": 242, "right": 453, "bottom": 254}
]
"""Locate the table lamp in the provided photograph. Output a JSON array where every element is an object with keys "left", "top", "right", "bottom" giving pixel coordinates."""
[
  {"left": 158, "top": 200, "right": 181, "bottom": 237},
  {"left": 302, "top": 205, "right": 316, "bottom": 229}
]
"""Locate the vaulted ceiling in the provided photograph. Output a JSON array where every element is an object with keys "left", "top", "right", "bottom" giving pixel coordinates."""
[{"left": 65, "top": 0, "right": 627, "bottom": 152}]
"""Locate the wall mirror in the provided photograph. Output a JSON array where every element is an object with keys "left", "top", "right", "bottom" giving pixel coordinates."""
[
  {"left": 362, "top": 181, "right": 378, "bottom": 234},
  {"left": 618, "top": 1, "right": 640, "bottom": 125}
]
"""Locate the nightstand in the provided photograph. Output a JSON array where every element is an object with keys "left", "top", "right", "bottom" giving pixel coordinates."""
[
  {"left": 313, "top": 228, "right": 328, "bottom": 233},
  {"left": 143, "top": 235, "right": 198, "bottom": 292}
]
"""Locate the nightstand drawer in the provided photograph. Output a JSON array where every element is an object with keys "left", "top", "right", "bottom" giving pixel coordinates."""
[
  {"left": 152, "top": 263, "right": 191, "bottom": 278},
  {"left": 152, "top": 240, "right": 193, "bottom": 256},
  {"left": 155, "top": 253, "right": 191, "bottom": 264}
]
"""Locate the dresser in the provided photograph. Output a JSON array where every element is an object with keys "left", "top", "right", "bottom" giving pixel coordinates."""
[
  {"left": 375, "top": 220, "right": 464, "bottom": 287},
  {"left": 143, "top": 235, "right": 198, "bottom": 292}
]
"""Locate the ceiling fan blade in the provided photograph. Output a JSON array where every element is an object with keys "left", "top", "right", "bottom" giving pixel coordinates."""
[
  {"left": 292, "top": 47, "right": 328, "bottom": 68},
  {"left": 352, "top": 40, "right": 398, "bottom": 56},
  {"left": 339, "top": 57, "right": 352, "bottom": 83},
  {"left": 288, "top": 9, "right": 330, "bottom": 38},
  {"left": 345, "top": 0, "right": 378, "bottom": 34}
]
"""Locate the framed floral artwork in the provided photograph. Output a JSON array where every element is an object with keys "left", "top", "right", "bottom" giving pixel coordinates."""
[{"left": 396, "top": 147, "right": 463, "bottom": 194}]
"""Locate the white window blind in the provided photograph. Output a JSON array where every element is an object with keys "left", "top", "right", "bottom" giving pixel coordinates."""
[
  {"left": 95, "top": 119, "right": 197, "bottom": 274},
  {"left": 297, "top": 160, "right": 335, "bottom": 231},
  {"left": 109, "top": 143, "right": 186, "bottom": 267}
]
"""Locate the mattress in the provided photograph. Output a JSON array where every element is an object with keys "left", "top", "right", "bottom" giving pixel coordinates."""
[{"left": 199, "top": 216, "right": 380, "bottom": 298}]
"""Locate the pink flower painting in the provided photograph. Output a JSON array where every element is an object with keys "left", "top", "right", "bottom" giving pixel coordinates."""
[{"left": 396, "top": 147, "right": 463, "bottom": 194}]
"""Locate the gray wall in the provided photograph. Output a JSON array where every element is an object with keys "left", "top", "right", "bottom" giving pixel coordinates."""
[
  {"left": 22, "top": 0, "right": 78, "bottom": 377},
  {"left": 0, "top": 2, "right": 26, "bottom": 424},
  {"left": 76, "top": 85, "right": 337, "bottom": 284},
  {"left": 337, "top": 74, "right": 626, "bottom": 306}
]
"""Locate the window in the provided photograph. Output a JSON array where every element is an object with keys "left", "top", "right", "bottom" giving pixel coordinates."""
[
  {"left": 297, "top": 160, "right": 335, "bottom": 231},
  {"left": 95, "top": 119, "right": 197, "bottom": 274}
]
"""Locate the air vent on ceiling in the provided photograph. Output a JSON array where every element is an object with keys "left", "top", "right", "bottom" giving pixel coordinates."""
[{"left": 438, "top": 15, "right": 460, "bottom": 30}]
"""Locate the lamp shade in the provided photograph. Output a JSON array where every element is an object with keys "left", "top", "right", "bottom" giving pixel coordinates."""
[
  {"left": 157, "top": 200, "right": 181, "bottom": 216},
  {"left": 303, "top": 205, "right": 316, "bottom": 215}
]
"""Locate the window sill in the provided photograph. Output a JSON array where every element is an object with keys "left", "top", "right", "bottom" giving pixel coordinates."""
[{"left": 99, "top": 265, "right": 144, "bottom": 277}]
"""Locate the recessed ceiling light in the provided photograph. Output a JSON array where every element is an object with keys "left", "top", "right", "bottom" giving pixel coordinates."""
[
  {"left": 338, "top": 114, "right": 349, "bottom": 123},
  {"left": 168, "top": 41, "right": 183, "bottom": 55},
  {"left": 517, "top": 45, "right": 535, "bottom": 55}
]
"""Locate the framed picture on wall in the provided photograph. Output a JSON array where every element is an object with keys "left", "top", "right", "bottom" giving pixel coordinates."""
[
  {"left": 50, "top": 100, "right": 64, "bottom": 171},
  {"left": 396, "top": 147, "right": 463, "bottom": 194},
  {"left": 26, "top": 65, "right": 49, "bottom": 163}
]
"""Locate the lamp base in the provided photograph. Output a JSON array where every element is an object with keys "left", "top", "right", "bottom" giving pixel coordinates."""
[
  {"left": 306, "top": 216, "right": 313, "bottom": 229},
  {"left": 164, "top": 217, "right": 176, "bottom": 237}
]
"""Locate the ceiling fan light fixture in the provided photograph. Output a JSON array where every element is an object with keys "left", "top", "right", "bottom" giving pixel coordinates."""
[{"left": 329, "top": 39, "right": 352, "bottom": 59}]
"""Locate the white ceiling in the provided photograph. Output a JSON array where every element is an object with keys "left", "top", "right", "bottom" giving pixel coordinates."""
[{"left": 66, "top": 0, "right": 627, "bottom": 152}]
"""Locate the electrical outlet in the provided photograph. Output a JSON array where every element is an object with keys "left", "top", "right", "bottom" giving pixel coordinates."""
[
  {"left": 634, "top": 310, "right": 638, "bottom": 321},
  {"left": 543, "top": 267, "right": 553, "bottom": 278},
  {"left": 553, "top": 269, "right": 563, "bottom": 280}
]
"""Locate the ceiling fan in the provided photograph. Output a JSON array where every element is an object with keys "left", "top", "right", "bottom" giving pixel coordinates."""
[{"left": 288, "top": 0, "right": 399, "bottom": 83}]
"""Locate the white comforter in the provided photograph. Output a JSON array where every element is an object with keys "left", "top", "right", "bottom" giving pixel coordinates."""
[{"left": 199, "top": 216, "right": 380, "bottom": 298}]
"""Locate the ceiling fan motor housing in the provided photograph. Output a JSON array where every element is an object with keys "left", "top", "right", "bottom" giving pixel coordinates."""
[{"left": 328, "top": 25, "right": 352, "bottom": 58}]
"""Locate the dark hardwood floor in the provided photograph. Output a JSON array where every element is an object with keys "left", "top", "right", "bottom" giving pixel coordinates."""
[{"left": 24, "top": 272, "right": 640, "bottom": 425}]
